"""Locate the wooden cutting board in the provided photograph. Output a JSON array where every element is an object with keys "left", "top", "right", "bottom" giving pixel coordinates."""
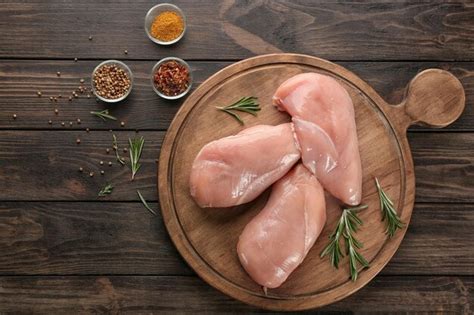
[{"left": 157, "top": 54, "right": 465, "bottom": 311}]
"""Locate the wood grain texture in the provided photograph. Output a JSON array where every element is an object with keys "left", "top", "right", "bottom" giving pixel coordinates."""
[
  {"left": 157, "top": 54, "right": 465, "bottom": 310},
  {"left": 0, "top": 1, "right": 472, "bottom": 61},
  {"left": 0, "top": 202, "right": 471, "bottom": 276},
  {"left": 0, "top": 131, "right": 164, "bottom": 201},
  {"left": 0, "top": 276, "right": 471, "bottom": 314},
  {"left": 0, "top": 60, "right": 472, "bottom": 130},
  {"left": 0, "top": 132, "right": 471, "bottom": 204}
]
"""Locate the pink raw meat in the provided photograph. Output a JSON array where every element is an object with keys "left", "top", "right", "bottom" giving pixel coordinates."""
[
  {"left": 273, "top": 73, "right": 362, "bottom": 205},
  {"left": 190, "top": 123, "right": 300, "bottom": 208},
  {"left": 237, "top": 164, "right": 326, "bottom": 289}
]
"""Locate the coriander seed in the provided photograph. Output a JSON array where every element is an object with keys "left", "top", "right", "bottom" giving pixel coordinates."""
[
  {"left": 37, "top": 91, "right": 42, "bottom": 97},
  {"left": 100, "top": 170, "right": 105, "bottom": 175},
  {"left": 89, "top": 172, "right": 94, "bottom": 177},
  {"left": 76, "top": 138, "right": 81, "bottom": 144},
  {"left": 79, "top": 167, "right": 83, "bottom": 172}
]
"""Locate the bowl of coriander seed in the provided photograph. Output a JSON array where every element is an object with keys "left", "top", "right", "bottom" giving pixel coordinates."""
[{"left": 92, "top": 60, "right": 133, "bottom": 103}]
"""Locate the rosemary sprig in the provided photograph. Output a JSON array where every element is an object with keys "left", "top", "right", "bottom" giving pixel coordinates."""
[
  {"left": 90, "top": 109, "right": 117, "bottom": 121},
  {"left": 375, "top": 177, "right": 405, "bottom": 238},
  {"left": 112, "top": 134, "right": 125, "bottom": 165},
  {"left": 321, "top": 204, "right": 369, "bottom": 282},
  {"left": 216, "top": 96, "right": 260, "bottom": 125},
  {"left": 129, "top": 136, "right": 144, "bottom": 180},
  {"left": 98, "top": 183, "right": 113, "bottom": 197},
  {"left": 137, "top": 190, "right": 157, "bottom": 216}
]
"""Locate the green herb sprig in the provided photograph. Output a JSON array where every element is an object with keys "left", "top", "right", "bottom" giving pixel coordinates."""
[
  {"left": 129, "top": 136, "right": 144, "bottom": 181},
  {"left": 216, "top": 96, "right": 260, "bottom": 125},
  {"left": 98, "top": 183, "right": 113, "bottom": 196},
  {"left": 321, "top": 204, "right": 369, "bottom": 282},
  {"left": 90, "top": 109, "right": 117, "bottom": 121},
  {"left": 137, "top": 190, "right": 157, "bottom": 216},
  {"left": 375, "top": 177, "right": 405, "bottom": 238},
  {"left": 112, "top": 134, "right": 126, "bottom": 165}
]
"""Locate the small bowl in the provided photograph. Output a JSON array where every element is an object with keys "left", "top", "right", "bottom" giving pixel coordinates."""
[
  {"left": 145, "top": 3, "right": 186, "bottom": 45},
  {"left": 151, "top": 57, "right": 193, "bottom": 100},
  {"left": 91, "top": 60, "right": 133, "bottom": 103}
]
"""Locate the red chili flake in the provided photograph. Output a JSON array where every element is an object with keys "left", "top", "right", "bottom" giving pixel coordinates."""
[{"left": 153, "top": 60, "right": 190, "bottom": 96}]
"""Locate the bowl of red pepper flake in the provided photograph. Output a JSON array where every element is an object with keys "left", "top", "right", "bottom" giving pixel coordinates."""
[{"left": 152, "top": 57, "right": 192, "bottom": 99}]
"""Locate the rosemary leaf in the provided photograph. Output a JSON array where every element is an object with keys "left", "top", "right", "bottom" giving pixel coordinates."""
[
  {"left": 375, "top": 177, "right": 405, "bottom": 238},
  {"left": 90, "top": 109, "right": 117, "bottom": 121},
  {"left": 216, "top": 96, "right": 260, "bottom": 124},
  {"left": 137, "top": 190, "right": 157, "bottom": 216},
  {"left": 129, "top": 136, "right": 144, "bottom": 181},
  {"left": 321, "top": 204, "right": 369, "bottom": 281},
  {"left": 112, "top": 134, "right": 126, "bottom": 165},
  {"left": 98, "top": 183, "right": 113, "bottom": 197}
]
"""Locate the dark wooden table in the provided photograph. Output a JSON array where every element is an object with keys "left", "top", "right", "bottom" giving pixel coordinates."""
[{"left": 0, "top": 1, "right": 472, "bottom": 313}]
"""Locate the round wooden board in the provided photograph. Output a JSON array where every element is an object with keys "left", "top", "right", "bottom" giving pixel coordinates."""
[{"left": 158, "top": 54, "right": 465, "bottom": 311}]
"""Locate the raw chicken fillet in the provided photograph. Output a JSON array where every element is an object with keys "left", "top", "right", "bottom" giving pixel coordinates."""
[
  {"left": 190, "top": 123, "right": 300, "bottom": 208},
  {"left": 273, "top": 73, "right": 363, "bottom": 205},
  {"left": 237, "top": 164, "right": 326, "bottom": 288}
]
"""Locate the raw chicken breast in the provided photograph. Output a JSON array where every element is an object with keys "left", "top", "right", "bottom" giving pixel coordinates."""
[
  {"left": 237, "top": 164, "right": 326, "bottom": 289},
  {"left": 273, "top": 73, "right": 362, "bottom": 205},
  {"left": 190, "top": 123, "right": 300, "bottom": 208}
]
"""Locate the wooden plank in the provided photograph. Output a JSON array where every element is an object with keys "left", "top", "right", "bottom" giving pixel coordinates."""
[
  {"left": 0, "top": 1, "right": 472, "bottom": 61},
  {"left": 0, "top": 60, "right": 472, "bottom": 130},
  {"left": 0, "top": 130, "right": 164, "bottom": 201},
  {"left": 0, "top": 275, "right": 471, "bottom": 313},
  {"left": 0, "top": 202, "right": 471, "bottom": 277},
  {"left": 0, "top": 131, "right": 472, "bottom": 202}
]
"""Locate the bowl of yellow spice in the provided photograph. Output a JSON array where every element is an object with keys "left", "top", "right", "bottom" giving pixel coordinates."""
[{"left": 145, "top": 3, "right": 186, "bottom": 45}]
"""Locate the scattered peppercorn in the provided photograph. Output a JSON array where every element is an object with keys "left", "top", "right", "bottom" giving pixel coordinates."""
[
  {"left": 61, "top": 122, "right": 65, "bottom": 126},
  {"left": 58, "top": 94, "right": 62, "bottom": 98},
  {"left": 54, "top": 109, "right": 59, "bottom": 115},
  {"left": 86, "top": 128, "right": 90, "bottom": 133},
  {"left": 76, "top": 138, "right": 81, "bottom": 144},
  {"left": 74, "top": 58, "right": 78, "bottom": 62},
  {"left": 37, "top": 91, "right": 42, "bottom": 97},
  {"left": 69, "top": 96, "right": 73, "bottom": 101},
  {"left": 106, "top": 148, "right": 110, "bottom": 154},
  {"left": 99, "top": 161, "right": 104, "bottom": 165},
  {"left": 89, "top": 172, "right": 94, "bottom": 177},
  {"left": 153, "top": 60, "right": 190, "bottom": 96},
  {"left": 124, "top": 49, "right": 128, "bottom": 54},
  {"left": 79, "top": 167, "right": 83, "bottom": 172},
  {"left": 89, "top": 35, "right": 93, "bottom": 40},
  {"left": 100, "top": 170, "right": 105, "bottom": 175},
  {"left": 87, "top": 94, "right": 91, "bottom": 99},
  {"left": 69, "top": 121, "right": 73, "bottom": 126},
  {"left": 50, "top": 97, "right": 54, "bottom": 101},
  {"left": 12, "top": 114, "right": 17, "bottom": 119},
  {"left": 120, "top": 121, "right": 125, "bottom": 127},
  {"left": 48, "top": 120, "right": 52, "bottom": 125},
  {"left": 77, "top": 118, "right": 81, "bottom": 124},
  {"left": 80, "top": 79, "right": 85, "bottom": 84},
  {"left": 93, "top": 64, "right": 131, "bottom": 100},
  {"left": 123, "top": 148, "right": 128, "bottom": 153},
  {"left": 56, "top": 71, "right": 61, "bottom": 77}
]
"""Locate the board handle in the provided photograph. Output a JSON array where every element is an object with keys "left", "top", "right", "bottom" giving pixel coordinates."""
[{"left": 386, "top": 69, "right": 465, "bottom": 131}]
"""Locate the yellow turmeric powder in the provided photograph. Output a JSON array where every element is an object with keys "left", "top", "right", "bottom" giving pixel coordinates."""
[{"left": 150, "top": 11, "right": 184, "bottom": 42}]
